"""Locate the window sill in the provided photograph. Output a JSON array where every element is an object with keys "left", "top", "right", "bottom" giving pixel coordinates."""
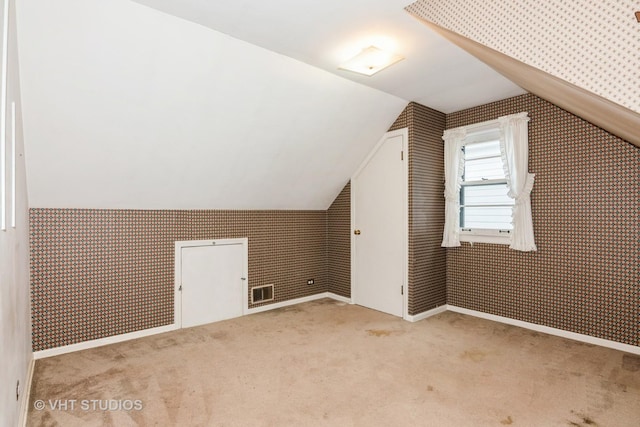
[{"left": 459, "top": 233, "right": 511, "bottom": 245}]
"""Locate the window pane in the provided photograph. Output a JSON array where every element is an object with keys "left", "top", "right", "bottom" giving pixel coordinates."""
[
  {"left": 461, "top": 206, "right": 513, "bottom": 230},
  {"left": 461, "top": 183, "right": 513, "bottom": 206},
  {"left": 464, "top": 156, "right": 505, "bottom": 181},
  {"left": 461, "top": 139, "right": 512, "bottom": 231},
  {"left": 464, "top": 140, "right": 500, "bottom": 160}
]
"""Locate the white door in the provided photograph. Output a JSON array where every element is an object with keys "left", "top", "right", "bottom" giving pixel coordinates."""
[
  {"left": 180, "top": 243, "right": 244, "bottom": 328},
  {"left": 352, "top": 129, "right": 407, "bottom": 317}
]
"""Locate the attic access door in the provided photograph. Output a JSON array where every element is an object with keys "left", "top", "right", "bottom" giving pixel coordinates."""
[
  {"left": 352, "top": 128, "right": 408, "bottom": 318},
  {"left": 175, "top": 239, "right": 248, "bottom": 328}
]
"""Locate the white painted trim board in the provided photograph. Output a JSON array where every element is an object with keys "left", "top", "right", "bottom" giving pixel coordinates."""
[
  {"left": 33, "top": 292, "right": 350, "bottom": 359},
  {"left": 405, "top": 305, "right": 448, "bottom": 322},
  {"left": 446, "top": 305, "right": 640, "bottom": 355},
  {"left": 33, "top": 324, "right": 178, "bottom": 360},
  {"left": 32, "top": 296, "right": 638, "bottom": 359},
  {"left": 19, "top": 358, "right": 35, "bottom": 427}
]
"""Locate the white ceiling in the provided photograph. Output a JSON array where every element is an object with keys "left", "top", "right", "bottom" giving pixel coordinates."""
[
  {"left": 16, "top": 0, "right": 525, "bottom": 210},
  {"left": 132, "top": 0, "right": 525, "bottom": 114},
  {"left": 16, "top": 0, "right": 408, "bottom": 210}
]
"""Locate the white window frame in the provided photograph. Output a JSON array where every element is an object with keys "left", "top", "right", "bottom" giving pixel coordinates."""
[{"left": 458, "top": 123, "right": 512, "bottom": 245}]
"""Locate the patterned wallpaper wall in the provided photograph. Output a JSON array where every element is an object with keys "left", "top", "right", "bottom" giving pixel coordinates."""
[
  {"left": 32, "top": 94, "right": 638, "bottom": 350},
  {"left": 30, "top": 209, "right": 327, "bottom": 351},
  {"left": 390, "top": 102, "right": 447, "bottom": 315},
  {"left": 327, "top": 183, "right": 351, "bottom": 298},
  {"left": 446, "top": 93, "right": 640, "bottom": 346},
  {"left": 406, "top": 0, "right": 640, "bottom": 113}
]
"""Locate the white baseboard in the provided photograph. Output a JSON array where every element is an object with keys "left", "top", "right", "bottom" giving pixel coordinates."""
[
  {"left": 326, "top": 292, "right": 352, "bottom": 304},
  {"left": 405, "top": 305, "right": 448, "bottom": 322},
  {"left": 33, "top": 323, "right": 179, "bottom": 359},
  {"left": 19, "top": 357, "right": 35, "bottom": 427},
  {"left": 33, "top": 293, "right": 347, "bottom": 359},
  {"left": 447, "top": 305, "right": 640, "bottom": 355},
  {"left": 31, "top": 296, "right": 639, "bottom": 361},
  {"left": 246, "top": 292, "right": 345, "bottom": 315}
]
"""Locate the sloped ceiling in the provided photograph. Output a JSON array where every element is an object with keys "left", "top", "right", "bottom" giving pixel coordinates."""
[
  {"left": 16, "top": 0, "right": 410, "bottom": 210},
  {"left": 407, "top": 0, "right": 639, "bottom": 113},
  {"left": 16, "top": 0, "right": 532, "bottom": 210},
  {"left": 405, "top": 0, "right": 640, "bottom": 147},
  {"left": 130, "top": 0, "right": 525, "bottom": 114}
]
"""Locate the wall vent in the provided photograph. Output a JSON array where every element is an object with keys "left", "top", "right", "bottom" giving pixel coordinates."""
[{"left": 251, "top": 284, "right": 274, "bottom": 304}]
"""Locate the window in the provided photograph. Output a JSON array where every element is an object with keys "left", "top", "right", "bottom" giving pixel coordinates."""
[
  {"left": 442, "top": 112, "right": 536, "bottom": 251},
  {"left": 459, "top": 132, "right": 514, "bottom": 243}
]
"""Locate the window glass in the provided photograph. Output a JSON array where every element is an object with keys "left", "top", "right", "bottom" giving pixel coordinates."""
[{"left": 460, "top": 139, "right": 514, "bottom": 232}]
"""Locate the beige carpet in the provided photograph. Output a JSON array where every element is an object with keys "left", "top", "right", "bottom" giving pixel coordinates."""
[{"left": 28, "top": 299, "right": 640, "bottom": 426}]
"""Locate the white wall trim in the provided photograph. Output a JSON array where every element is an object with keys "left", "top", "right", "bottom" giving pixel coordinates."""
[
  {"left": 405, "top": 305, "right": 448, "bottom": 322},
  {"left": 326, "top": 292, "right": 352, "bottom": 304},
  {"left": 447, "top": 305, "right": 640, "bottom": 355},
  {"left": 32, "top": 293, "right": 348, "bottom": 360},
  {"left": 30, "top": 297, "right": 639, "bottom": 360},
  {"left": 19, "top": 358, "right": 35, "bottom": 427},
  {"left": 246, "top": 292, "right": 336, "bottom": 315},
  {"left": 33, "top": 324, "right": 178, "bottom": 360}
]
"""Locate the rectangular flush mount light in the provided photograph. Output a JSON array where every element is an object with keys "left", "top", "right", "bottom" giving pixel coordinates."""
[{"left": 339, "top": 46, "right": 404, "bottom": 76}]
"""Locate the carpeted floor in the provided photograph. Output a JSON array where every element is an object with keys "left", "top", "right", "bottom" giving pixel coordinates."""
[{"left": 27, "top": 299, "right": 640, "bottom": 426}]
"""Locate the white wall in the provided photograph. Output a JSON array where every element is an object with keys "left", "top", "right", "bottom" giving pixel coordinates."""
[
  {"left": 17, "top": 0, "right": 408, "bottom": 210},
  {"left": 0, "top": 0, "right": 31, "bottom": 425}
]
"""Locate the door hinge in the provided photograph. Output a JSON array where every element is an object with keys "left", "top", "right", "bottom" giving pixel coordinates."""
[
  {"left": 401, "top": 151, "right": 404, "bottom": 161},
  {"left": 179, "top": 284, "right": 182, "bottom": 291},
  {"left": 401, "top": 285, "right": 404, "bottom": 295}
]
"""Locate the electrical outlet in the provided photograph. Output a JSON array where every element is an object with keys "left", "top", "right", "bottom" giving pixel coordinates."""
[{"left": 307, "top": 279, "right": 315, "bottom": 285}]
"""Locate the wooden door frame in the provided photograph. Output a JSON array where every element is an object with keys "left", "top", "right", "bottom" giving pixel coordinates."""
[
  {"left": 174, "top": 238, "right": 249, "bottom": 328},
  {"left": 350, "top": 128, "right": 409, "bottom": 320}
]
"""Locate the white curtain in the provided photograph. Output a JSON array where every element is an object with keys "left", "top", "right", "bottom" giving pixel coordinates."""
[
  {"left": 499, "top": 112, "right": 537, "bottom": 251},
  {"left": 441, "top": 128, "right": 466, "bottom": 247}
]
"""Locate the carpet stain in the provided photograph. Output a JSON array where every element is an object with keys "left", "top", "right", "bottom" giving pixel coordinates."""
[
  {"left": 569, "top": 411, "right": 599, "bottom": 426},
  {"left": 460, "top": 348, "right": 487, "bottom": 362},
  {"left": 152, "top": 337, "right": 178, "bottom": 350},
  {"left": 313, "top": 298, "right": 340, "bottom": 306},
  {"left": 500, "top": 415, "right": 513, "bottom": 425},
  {"left": 621, "top": 354, "right": 640, "bottom": 372},
  {"left": 427, "top": 385, "right": 434, "bottom": 391},
  {"left": 366, "top": 329, "right": 392, "bottom": 337},
  {"left": 211, "top": 331, "right": 230, "bottom": 341}
]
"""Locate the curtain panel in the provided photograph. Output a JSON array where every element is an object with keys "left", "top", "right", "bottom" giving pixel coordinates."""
[
  {"left": 499, "top": 113, "right": 537, "bottom": 251},
  {"left": 441, "top": 128, "right": 466, "bottom": 247}
]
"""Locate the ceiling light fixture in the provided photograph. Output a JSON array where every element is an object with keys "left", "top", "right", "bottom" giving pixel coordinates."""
[{"left": 338, "top": 46, "right": 404, "bottom": 76}]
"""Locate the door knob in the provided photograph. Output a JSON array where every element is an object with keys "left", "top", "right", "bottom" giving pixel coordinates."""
[{"left": 354, "top": 229, "right": 361, "bottom": 235}]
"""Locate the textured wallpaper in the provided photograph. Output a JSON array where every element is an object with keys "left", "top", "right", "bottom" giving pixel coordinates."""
[
  {"left": 406, "top": 0, "right": 640, "bottom": 113},
  {"left": 390, "top": 103, "right": 447, "bottom": 315},
  {"left": 319, "top": 101, "right": 448, "bottom": 310},
  {"left": 30, "top": 209, "right": 327, "bottom": 351},
  {"left": 446, "top": 93, "right": 640, "bottom": 346},
  {"left": 327, "top": 183, "right": 351, "bottom": 298},
  {"left": 31, "top": 93, "right": 639, "bottom": 350}
]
